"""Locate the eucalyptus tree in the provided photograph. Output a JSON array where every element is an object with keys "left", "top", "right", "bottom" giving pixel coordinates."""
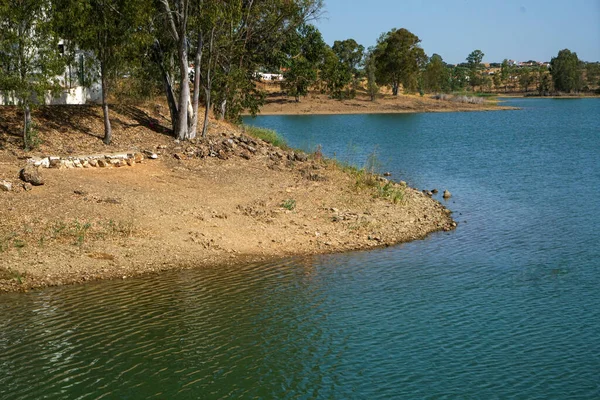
[
  {"left": 331, "top": 38, "right": 364, "bottom": 97},
  {"left": 450, "top": 65, "right": 468, "bottom": 91},
  {"left": 320, "top": 46, "right": 353, "bottom": 99},
  {"left": 518, "top": 67, "right": 534, "bottom": 92},
  {"left": 282, "top": 24, "right": 326, "bottom": 102},
  {"left": 423, "top": 53, "right": 450, "bottom": 93},
  {"left": 372, "top": 28, "right": 426, "bottom": 95},
  {"left": 466, "top": 49, "right": 484, "bottom": 92},
  {"left": 550, "top": 49, "right": 583, "bottom": 93},
  {"left": 364, "top": 48, "right": 379, "bottom": 101},
  {"left": 0, "top": 0, "right": 65, "bottom": 149},
  {"left": 153, "top": 0, "right": 323, "bottom": 139},
  {"left": 53, "top": 0, "right": 150, "bottom": 144},
  {"left": 209, "top": 0, "right": 323, "bottom": 121}
]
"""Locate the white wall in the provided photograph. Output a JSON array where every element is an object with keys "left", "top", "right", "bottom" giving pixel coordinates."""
[{"left": 0, "top": 85, "right": 102, "bottom": 105}]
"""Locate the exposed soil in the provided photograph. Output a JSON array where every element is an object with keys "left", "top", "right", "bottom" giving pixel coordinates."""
[
  {"left": 0, "top": 103, "right": 456, "bottom": 292},
  {"left": 253, "top": 89, "right": 516, "bottom": 115}
]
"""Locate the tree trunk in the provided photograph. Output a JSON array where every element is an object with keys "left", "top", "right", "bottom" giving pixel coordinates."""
[
  {"left": 101, "top": 61, "right": 112, "bottom": 145},
  {"left": 219, "top": 99, "right": 227, "bottom": 120},
  {"left": 176, "top": 38, "right": 190, "bottom": 140},
  {"left": 189, "top": 32, "right": 203, "bottom": 139},
  {"left": 153, "top": 39, "right": 178, "bottom": 131},
  {"left": 392, "top": 83, "right": 399, "bottom": 96},
  {"left": 202, "top": 88, "right": 211, "bottom": 138},
  {"left": 23, "top": 104, "right": 31, "bottom": 150}
]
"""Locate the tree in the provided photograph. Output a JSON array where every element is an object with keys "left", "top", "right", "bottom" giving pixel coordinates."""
[
  {"left": 364, "top": 48, "right": 379, "bottom": 101},
  {"left": 537, "top": 67, "right": 552, "bottom": 96},
  {"left": 550, "top": 49, "right": 583, "bottom": 93},
  {"left": 492, "top": 72, "right": 502, "bottom": 92},
  {"left": 466, "top": 49, "right": 484, "bottom": 92},
  {"left": 372, "top": 28, "right": 426, "bottom": 95},
  {"left": 500, "top": 59, "right": 515, "bottom": 92},
  {"left": 332, "top": 38, "right": 364, "bottom": 97},
  {"left": 450, "top": 66, "right": 468, "bottom": 91},
  {"left": 584, "top": 62, "right": 600, "bottom": 91},
  {"left": 54, "top": 0, "right": 149, "bottom": 144},
  {"left": 282, "top": 24, "right": 326, "bottom": 102},
  {"left": 320, "top": 46, "right": 352, "bottom": 99},
  {"left": 518, "top": 67, "right": 534, "bottom": 92},
  {"left": 423, "top": 54, "right": 449, "bottom": 93},
  {"left": 0, "top": 0, "right": 65, "bottom": 149}
]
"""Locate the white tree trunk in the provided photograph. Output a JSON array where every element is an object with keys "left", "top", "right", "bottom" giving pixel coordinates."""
[{"left": 101, "top": 61, "right": 112, "bottom": 145}]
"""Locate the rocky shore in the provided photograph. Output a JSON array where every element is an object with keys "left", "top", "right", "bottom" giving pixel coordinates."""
[{"left": 0, "top": 106, "right": 456, "bottom": 293}]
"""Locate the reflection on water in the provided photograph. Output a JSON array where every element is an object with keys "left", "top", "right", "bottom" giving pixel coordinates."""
[{"left": 2, "top": 98, "right": 600, "bottom": 399}]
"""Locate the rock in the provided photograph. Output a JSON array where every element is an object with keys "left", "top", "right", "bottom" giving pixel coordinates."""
[
  {"left": 88, "top": 159, "right": 98, "bottom": 167},
  {"left": 240, "top": 152, "right": 251, "bottom": 160},
  {"left": 97, "top": 159, "right": 108, "bottom": 168},
  {"left": 126, "top": 158, "right": 135, "bottom": 167},
  {"left": 0, "top": 180, "right": 12, "bottom": 192},
  {"left": 383, "top": 172, "right": 392, "bottom": 177},
  {"left": 443, "top": 190, "right": 452, "bottom": 199},
  {"left": 294, "top": 152, "right": 308, "bottom": 162},
  {"left": 35, "top": 157, "right": 50, "bottom": 168},
  {"left": 19, "top": 165, "right": 44, "bottom": 186},
  {"left": 134, "top": 153, "right": 144, "bottom": 163},
  {"left": 173, "top": 153, "right": 184, "bottom": 160},
  {"left": 49, "top": 158, "right": 62, "bottom": 168},
  {"left": 431, "top": 189, "right": 438, "bottom": 194},
  {"left": 143, "top": 150, "right": 158, "bottom": 159},
  {"left": 22, "top": 182, "right": 33, "bottom": 191}
]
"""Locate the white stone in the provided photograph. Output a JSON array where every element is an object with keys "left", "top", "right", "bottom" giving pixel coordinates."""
[{"left": 0, "top": 180, "right": 12, "bottom": 192}]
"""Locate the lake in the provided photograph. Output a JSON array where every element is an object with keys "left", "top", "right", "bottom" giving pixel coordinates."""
[{"left": 1, "top": 98, "right": 599, "bottom": 399}]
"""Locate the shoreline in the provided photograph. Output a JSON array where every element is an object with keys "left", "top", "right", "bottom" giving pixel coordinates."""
[
  {"left": 248, "top": 92, "right": 517, "bottom": 116},
  {"left": 0, "top": 111, "right": 456, "bottom": 293}
]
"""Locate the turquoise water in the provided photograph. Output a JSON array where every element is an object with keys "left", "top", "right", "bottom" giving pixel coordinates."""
[{"left": 1, "top": 98, "right": 599, "bottom": 399}]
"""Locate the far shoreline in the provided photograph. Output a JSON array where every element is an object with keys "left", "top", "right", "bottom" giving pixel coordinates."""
[{"left": 245, "top": 92, "right": 518, "bottom": 117}]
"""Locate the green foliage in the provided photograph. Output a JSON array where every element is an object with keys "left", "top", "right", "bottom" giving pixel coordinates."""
[
  {"left": 466, "top": 49, "right": 485, "bottom": 91},
  {"left": 518, "top": 67, "right": 534, "bottom": 92},
  {"left": 550, "top": 49, "right": 583, "bottom": 93},
  {"left": 283, "top": 24, "right": 326, "bottom": 101},
  {"left": 584, "top": 62, "right": 600, "bottom": 90},
  {"left": 281, "top": 199, "right": 297, "bottom": 211},
  {"left": 244, "top": 125, "right": 289, "bottom": 149},
  {"left": 0, "top": 0, "right": 66, "bottom": 148},
  {"left": 24, "top": 120, "right": 42, "bottom": 150},
  {"left": 450, "top": 66, "right": 469, "bottom": 91},
  {"left": 331, "top": 38, "right": 364, "bottom": 98},
  {"left": 364, "top": 49, "right": 380, "bottom": 101},
  {"left": 373, "top": 28, "right": 426, "bottom": 95},
  {"left": 423, "top": 54, "right": 450, "bottom": 93},
  {"left": 320, "top": 47, "right": 353, "bottom": 99}
]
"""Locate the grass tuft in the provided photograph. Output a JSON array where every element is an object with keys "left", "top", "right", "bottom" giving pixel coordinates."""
[{"left": 244, "top": 125, "right": 290, "bottom": 150}]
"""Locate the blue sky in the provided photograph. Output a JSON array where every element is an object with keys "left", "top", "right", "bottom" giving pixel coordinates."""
[{"left": 315, "top": 0, "right": 600, "bottom": 64}]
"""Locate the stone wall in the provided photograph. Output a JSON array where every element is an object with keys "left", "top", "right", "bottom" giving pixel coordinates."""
[{"left": 27, "top": 152, "right": 146, "bottom": 169}]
